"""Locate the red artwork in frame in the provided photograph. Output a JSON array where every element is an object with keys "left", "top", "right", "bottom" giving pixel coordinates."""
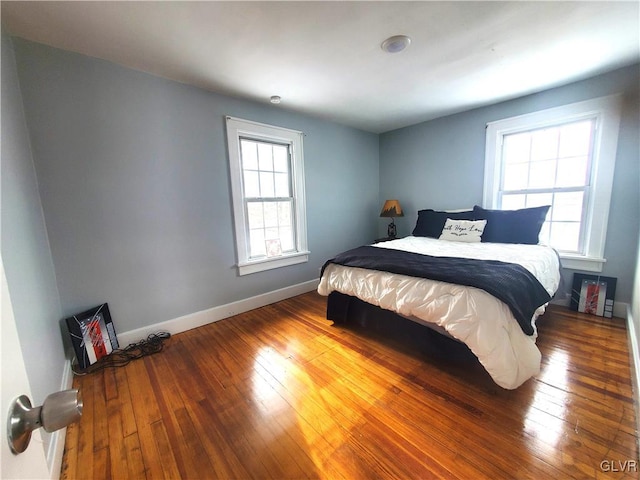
[
  {"left": 570, "top": 274, "right": 617, "bottom": 318},
  {"left": 65, "top": 303, "right": 119, "bottom": 370}
]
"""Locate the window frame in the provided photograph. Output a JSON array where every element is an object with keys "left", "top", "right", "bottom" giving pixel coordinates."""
[
  {"left": 484, "top": 95, "right": 622, "bottom": 272},
  {"left": 226, "top": 116, "right": 309, "bottom": 276}
]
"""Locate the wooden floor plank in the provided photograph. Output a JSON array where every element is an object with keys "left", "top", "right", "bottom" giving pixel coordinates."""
[
  {"left": 91, "top": 447, "right": 110, "bottom": 480},
  {"left": 67, "top": 372, "right": 95, "bottom": 480},
  {"left": 149, "top": 420, "right": 182, "bottom": 480},
  {"left": 90, "top": 373, "right": 109, "bottom": 453},
  {"left": 59, "top": 420, "right": 79, "bottom": 479},
  {"left": 143, "top": 353, "right": 213, "bottom": 479},
  {"left": 61, "top": 292, "right": 639, "bottom": 479},
  {"left": 106, "top": 408, "right": 127, "bottom": 479},
  {"left": 123, "top": 433, "right": 146, "bottom": 479}
]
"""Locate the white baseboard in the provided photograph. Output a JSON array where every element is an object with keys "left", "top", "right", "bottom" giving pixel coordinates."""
[
  {"left": 48, "top": 358, "right": 73, "bottom": 480},
  {"left": 625, "top": 306, "right": 640, "bottom": 438},
  {"left": 117, "top": 279, "right": 320, "bottom": 346},
  {"left": 550, "top": 297, "right": 629, "bottom": 319}
]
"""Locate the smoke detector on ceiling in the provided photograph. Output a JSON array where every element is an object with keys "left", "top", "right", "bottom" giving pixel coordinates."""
[{"left": 381, "top": 35, "right": 411, "bottom": 53}]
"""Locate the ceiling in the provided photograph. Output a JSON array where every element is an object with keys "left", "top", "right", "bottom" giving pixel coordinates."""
[{"left": 2, "top": 1, "right": 639, "bottom": 133}]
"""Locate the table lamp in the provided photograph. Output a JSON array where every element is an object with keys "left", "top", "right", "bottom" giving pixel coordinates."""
[{"left": 380, "top": 200, "right": 404, "bottom": 238}]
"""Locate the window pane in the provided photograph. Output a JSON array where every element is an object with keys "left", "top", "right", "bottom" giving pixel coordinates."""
[
  {"left": 538, "top": 222, "right": 551, "bottom": 245},
  {"left": 241, "top": 140, "right": 258, "bottom": 170},
  {"left": 249, "top": 229, "right": 266, "bottom": 257},
  {"left": 558, "top": 121, "right": 593, "bottom": 158},
  {"left": 274, "top": 173, "right": 290, "bottom": 197},
  {"left": 552, "top": 191, "right": 584, "bottom": 222},
  {"left": 280, "top": 227, "right": 294, "bottom": 251},
  {"left": 525, "top": 193, "right": 553, "bottom": 209},
  {"left": 528, "top": 159, "right": 556, "bottom": 188},
  {"left": 258, "top": 143, "right": 273, "bottom": 171},
  {"left": 556, "top": 156, "right": 588, "bottom": 187},
  {"left": 264, "top": 227, "right": 279, "bottom": 240},
  {"left": 503, "top": 163, "right": 529, "bottom": 190},
  {"left": 501, "top": 194, "right": 526, "bottom": 210},
  {"left": 247, "top": 202, "right": 264, "bottom": 229},
  {"left": 263, "top": 202, "right": 278, "bottom": 228},
  {"left": 244, "top": 171, "right": 260, "bottom": 198},
  {"left": 549, "top": 222, "right": 581, "bottom": 252},
  {"left": 531, "top": 128, "right": 559, "bottom": 161},
  {"left": 260, "top": 172, "right": 275, "bottom": 197},
  {"left": 503, "top": 133, "right": 531, "bottom": 164},
  {"left": 273, "top": 145, "right": 289, "bottom": 172},
  {"left": 277, "top": 201, "right": 292, "bottom": 227}
]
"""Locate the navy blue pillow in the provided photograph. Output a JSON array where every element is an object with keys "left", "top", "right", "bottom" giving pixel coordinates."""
[
  {"left": 412, "top": 209, "right": 475, "bottom": 238},
  {"left": 473, "top": 205, "right": 550, "bottom": 244}
]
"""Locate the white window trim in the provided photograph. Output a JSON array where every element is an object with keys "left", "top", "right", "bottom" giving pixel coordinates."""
[
  {"left": 226, "top": 116, "right": 309, "bottom": 276},
  {"left": 484, "top": 95, "right": 622, "bottom": 272}
]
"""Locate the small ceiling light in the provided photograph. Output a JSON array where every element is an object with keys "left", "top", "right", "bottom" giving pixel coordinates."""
[
  {"left": 381, "top": 35, "right": 411, "bottom": 53},
  {"left": 270, "top": 95, "right": 281, "bottom": 104}
]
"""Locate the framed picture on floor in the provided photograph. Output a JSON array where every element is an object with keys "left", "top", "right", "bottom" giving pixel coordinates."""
[
  {"left": 570, "top": 274, "right": 616, "bottom": 318},
  {"left": 65, "top": 303, "right": 119, "bottom": 370}
]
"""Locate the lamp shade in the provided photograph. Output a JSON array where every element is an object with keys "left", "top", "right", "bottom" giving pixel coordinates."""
[{"left": 380, "top": 200, "right": 404, "bottom": 218}]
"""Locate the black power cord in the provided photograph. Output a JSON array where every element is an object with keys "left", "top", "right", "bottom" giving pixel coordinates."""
[{"left": 71, "top": 332, "right": 171, "bottom": 375}]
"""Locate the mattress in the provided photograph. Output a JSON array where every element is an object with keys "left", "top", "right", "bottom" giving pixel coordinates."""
[{"left": 317, "top": 236, "right": 561, "bottom": 389}]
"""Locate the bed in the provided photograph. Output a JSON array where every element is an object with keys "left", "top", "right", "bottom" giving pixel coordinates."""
[{"left": 317, "top": 206, "right": 561, "bottom": 389}]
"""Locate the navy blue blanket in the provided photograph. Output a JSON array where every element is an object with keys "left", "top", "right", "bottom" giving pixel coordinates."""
[{"left": 321, "top": 246, "right": 551, "bottom": 335}]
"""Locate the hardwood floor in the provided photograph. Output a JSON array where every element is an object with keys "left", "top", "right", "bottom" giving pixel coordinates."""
[{"left": 61, "top": 292, "right": 639, "bottom": 479}]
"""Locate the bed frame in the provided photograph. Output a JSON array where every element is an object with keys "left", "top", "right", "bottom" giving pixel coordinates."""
[
  {"left": 325, "top": 291, "right": 479, "bottom": 367},
  {"left": 327, "top": 291, "right": 457, "bottom": 340}
]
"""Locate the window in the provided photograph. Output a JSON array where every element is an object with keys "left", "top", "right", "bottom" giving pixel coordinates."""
[
  {"left": 484, "top": 95, "right": 622, "bottom": 272},
  {"left": 498, "top": 119, "right": 595, "bottom": 253},
  {"left": 226, "top": 117, "right": 308, "bottom": 275}
]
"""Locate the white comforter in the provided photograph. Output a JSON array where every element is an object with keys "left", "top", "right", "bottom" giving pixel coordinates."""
[{"left": 317, "top": 236, "right": 561, "bottom": 389}]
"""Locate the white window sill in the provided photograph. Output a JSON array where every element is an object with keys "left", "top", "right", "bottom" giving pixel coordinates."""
[
  {"left": 559, "top": 253, "right": 606, "bottom": 273},
  {"left": 238, "top": 251, "right": 310, "bottom": 276}
]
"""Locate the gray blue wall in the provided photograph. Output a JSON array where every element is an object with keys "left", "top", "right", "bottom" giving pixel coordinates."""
[
  {"left": 1, "top": 34, "right": 64, "bottom": 453},
  {"left": 11, "top": 38, "right": 380, "bottom": 333},
  {"left": 379, "top": 64, "right": 640, "bottom": 304}
]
